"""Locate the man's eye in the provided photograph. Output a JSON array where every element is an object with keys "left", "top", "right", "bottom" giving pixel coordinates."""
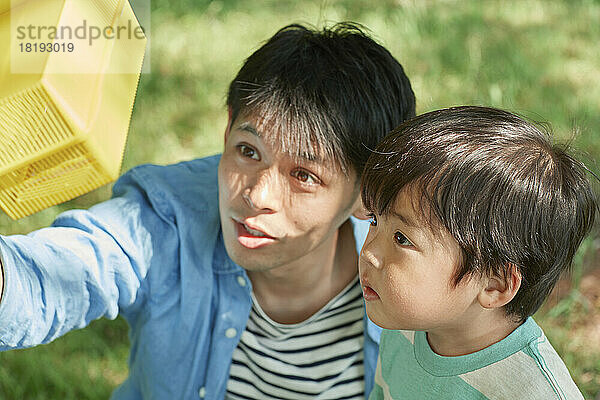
[
  {"left": 291, "top": 169, "right": 319, "bottom": 185},
  {"left": 394, "top": 231, "right": 412, "bottom": 246},
  {"left": 237, "top": 144, "right": 260, "bottom": 160},
  {"left": 368, "top": 213, "right": 377, "bottom": 226}
]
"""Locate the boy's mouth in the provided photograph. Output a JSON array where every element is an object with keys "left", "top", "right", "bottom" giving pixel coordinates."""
[{"left": 362, "top": 285, "right": 380, "bottom": 301}]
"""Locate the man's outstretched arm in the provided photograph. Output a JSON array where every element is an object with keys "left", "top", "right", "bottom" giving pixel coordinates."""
[
  {"left": 0, "top": 257, "right": 4, "bottom": 304},
  {"left": 0, "top": 168, "right": 165, "bottom": 350}
]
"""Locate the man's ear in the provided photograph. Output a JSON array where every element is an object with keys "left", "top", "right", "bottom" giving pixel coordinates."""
[
  {"left": 477, "top": 263, "right": 522, "bottom": 309},
  {"left": 224, "top": 106, "right": 233, "bottom": 145}
]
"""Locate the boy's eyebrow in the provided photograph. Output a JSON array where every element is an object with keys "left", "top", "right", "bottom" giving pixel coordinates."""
[{"left": 392, "top": 210, "right": 417, "bottom": 228}]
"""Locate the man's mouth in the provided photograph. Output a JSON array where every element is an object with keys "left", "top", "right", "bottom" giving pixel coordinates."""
[
  {"left": 233, "top": 218, "right": 276, "bottom": 249},
  {"left": 241, "top": 222, "right": 271, "bottom": 237}
]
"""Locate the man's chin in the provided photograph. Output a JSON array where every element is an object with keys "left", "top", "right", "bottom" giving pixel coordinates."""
[
  {"left": 228, "top": 252, "right": 279, "bottom": 272},
  {"left": 223, "top": 238, "right": 276, "bottom": 271}
]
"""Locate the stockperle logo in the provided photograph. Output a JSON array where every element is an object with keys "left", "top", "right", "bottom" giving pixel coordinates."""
[{"left": 7, "top": 0, "right": 151, "bottom": 74}]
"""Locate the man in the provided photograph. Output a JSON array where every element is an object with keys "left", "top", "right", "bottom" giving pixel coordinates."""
[{"left": 0, "top": 23, "right": 415, "bottom": 399}]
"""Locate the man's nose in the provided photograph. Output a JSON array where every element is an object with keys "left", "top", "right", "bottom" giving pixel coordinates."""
[{"left": 244, "top": 168, "right": 283, "bottom": 213}]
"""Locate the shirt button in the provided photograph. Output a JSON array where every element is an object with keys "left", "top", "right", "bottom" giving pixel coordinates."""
[
  {"left": 198, "top": 387, "right": 206, "bottom": 398},
  {"left": 237, "top": 276, "right": 247, "bottom": 287},
  {"left": 225, "top": 328, "right": 237, "bottom": 338}
]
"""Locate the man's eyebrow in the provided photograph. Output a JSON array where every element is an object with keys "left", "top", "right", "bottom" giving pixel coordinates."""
[
  {"left": 238, "top": 122, "right": 326, "bottom": 164},
  {"left": 238, "top": 122, "right": 261, "bottom": 137},
  {"left": 299, "top": 151, "right": 321, "bottom": 163}
]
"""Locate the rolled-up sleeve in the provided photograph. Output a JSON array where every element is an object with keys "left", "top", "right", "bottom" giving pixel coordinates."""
[{"left": 0, "top": 167, "right": 167, "bottom": 350}]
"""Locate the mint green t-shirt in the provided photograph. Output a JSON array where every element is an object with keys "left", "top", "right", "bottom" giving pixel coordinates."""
[{"left": 370, "top": 318, "right": 583, "bottom": 400}]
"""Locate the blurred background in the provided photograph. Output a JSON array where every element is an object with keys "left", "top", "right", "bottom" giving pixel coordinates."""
[{"left": 0, "top": 0, "right": 599, "bottom": 398}]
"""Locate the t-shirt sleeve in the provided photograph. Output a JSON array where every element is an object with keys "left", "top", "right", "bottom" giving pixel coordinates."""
[
  {"left": 0, "top": 167, "right": 170, "bottom": 350},
  {"left": 368, "top": 381, "right": 384, "bottom": 400},
  {"left": 369, "top": 334, "right": 388, "bottom": 400}
]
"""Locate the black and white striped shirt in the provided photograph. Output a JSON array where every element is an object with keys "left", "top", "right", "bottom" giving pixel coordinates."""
[{"left": 226, "top": 277, "right": 365, "bottom": 399}]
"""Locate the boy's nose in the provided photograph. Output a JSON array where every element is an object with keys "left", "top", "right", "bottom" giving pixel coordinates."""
[
  {"left": 360, "top": 247, "right": 383, "bottom": 270},
  {"left": 360, "top": 227, "right": 385, "bottom": 269}
]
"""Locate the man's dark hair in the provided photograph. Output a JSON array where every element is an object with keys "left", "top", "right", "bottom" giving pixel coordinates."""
[
  {"left": 361, "top": 106, "right": 598, "bottom": 321},
  {"left": 227, "top": 22, "right": 416, "bottom": 177}
]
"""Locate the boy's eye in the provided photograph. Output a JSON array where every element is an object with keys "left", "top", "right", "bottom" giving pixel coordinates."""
[
  {"left": 237, "top": 144, "right": 260, "bottom": 161},
  {"left": 368, "top": 213, "right": 377, "bottom": 226},
  {"left": 291, "top": 169, "right": 320, "bottom": 185},
  {"left": 394, "top": 231, "right": 412, "bottom": 246}
]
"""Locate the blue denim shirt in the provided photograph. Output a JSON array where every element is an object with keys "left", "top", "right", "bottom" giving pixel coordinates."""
[{"left": 0, "top": 154, "right": 382, "bottom": 399}]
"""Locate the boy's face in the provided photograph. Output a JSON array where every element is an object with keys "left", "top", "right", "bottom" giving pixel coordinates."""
[
  {"left": 218, "top": 112, "right": 360, "bottom": 272},
  {"left": 359, "top": 189, "right": 484, "bottom": 331}
]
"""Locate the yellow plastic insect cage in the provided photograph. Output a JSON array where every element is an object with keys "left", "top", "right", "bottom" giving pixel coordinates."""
[{"left": 0, "top": 0, "right": 146, "bottom": 219}]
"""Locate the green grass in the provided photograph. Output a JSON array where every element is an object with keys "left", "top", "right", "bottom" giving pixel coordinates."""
[
  {"left": 534, "top": 235, "right": 600, "bottom": 398},
  {"left": 1, "top": 0, "right": 599, "bottom": 398},
  {"left": 0, "top": 317, "right": 129, "bottom": 399}
]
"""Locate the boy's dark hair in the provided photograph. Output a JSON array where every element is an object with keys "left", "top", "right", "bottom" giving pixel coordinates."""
[
  {"left": 361, "top": 106, "right": 598, "bottom": 321},
  {"left": 227, "top": 22, "right": 416, "bottom": 177}
]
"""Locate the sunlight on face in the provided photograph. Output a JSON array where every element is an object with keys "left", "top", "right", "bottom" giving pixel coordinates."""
[
  {"left": 359, "top": 189, "right": 484, "bottom": 332},
  {"left": 218, "top": 113, "right": 359, "bottom": 272}
]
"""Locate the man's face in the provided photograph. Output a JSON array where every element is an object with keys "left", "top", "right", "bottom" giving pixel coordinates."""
[
  {"left": 218, "top": 112, "right": 360, "bottom": 271},
  {"left": 359, "top": 189, "right": 484, "bottom": 331}
]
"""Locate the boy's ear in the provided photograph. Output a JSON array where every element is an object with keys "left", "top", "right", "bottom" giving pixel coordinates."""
[
  {"left": 477, "top": 263, "right": 522, "bottom": 309},
  {"left": 224, "top": 106, "right": 234, "bottom": 144}
]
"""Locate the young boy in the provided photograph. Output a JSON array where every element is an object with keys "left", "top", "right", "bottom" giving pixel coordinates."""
[{"left": 359, "top": 106, "right": 596, "bottom": 399}]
